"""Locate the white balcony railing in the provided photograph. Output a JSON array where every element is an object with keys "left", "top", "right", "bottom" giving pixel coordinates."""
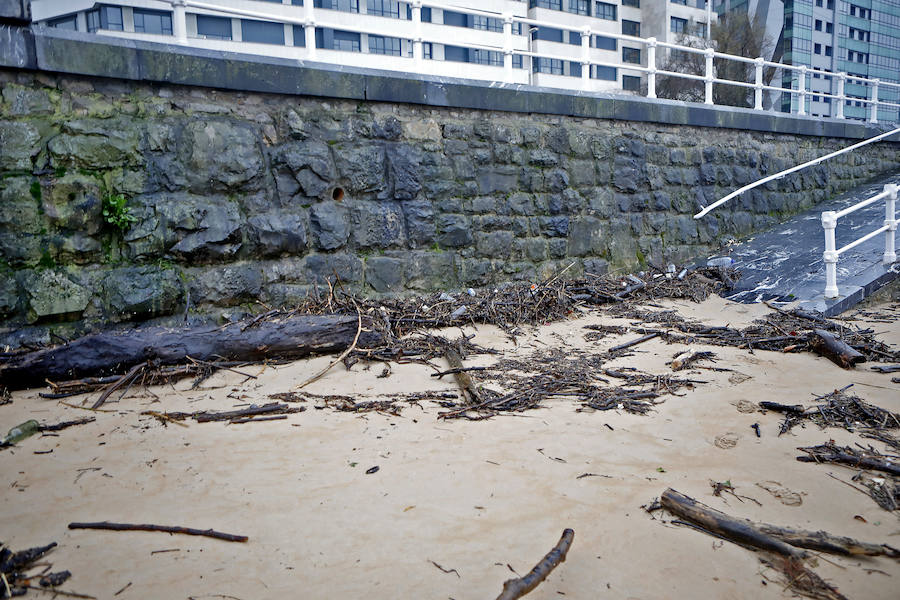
[{"left": 139, "top": 0, "right": 900, "bottom": 124}]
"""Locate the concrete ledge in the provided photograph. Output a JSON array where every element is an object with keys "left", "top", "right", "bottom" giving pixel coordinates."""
[{"left": 13, "top": 26, "right": 900, "bottom": 140}]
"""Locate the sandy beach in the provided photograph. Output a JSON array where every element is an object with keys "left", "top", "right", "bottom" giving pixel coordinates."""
[{"left": 2, "top": 294, "right": 899, "bottom": 600}]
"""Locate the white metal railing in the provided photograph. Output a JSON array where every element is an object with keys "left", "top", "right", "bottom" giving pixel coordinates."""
[
  {"left": 821, "top": 184, "right": 898, "bottom": 298},
  {"left": 143, "top": 0, "right": 900, "bottom": 124}
]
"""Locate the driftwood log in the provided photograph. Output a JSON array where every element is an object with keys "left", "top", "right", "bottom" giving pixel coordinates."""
[
  {"left": 808, "top": 329, "right": 866, "bottom": 368},
  {"left": 0, "top": 314, "right": 380, "bottom": 390},
  {"left": 496, "top": 529, "right": 574, "bottom": 600},
  {"left": 661, "top": 489, "right": 899, "bottom": 558}
]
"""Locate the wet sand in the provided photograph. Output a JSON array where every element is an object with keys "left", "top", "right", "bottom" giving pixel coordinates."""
[{"left": 2, "top": 296, "right": 899, "bottom": 600}]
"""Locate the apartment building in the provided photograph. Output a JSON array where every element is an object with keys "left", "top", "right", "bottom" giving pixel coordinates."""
[
  {"left": 31, "top": 0, "right": 714, "bottom": 95},
  {"left": 717, "top": 0, "right": 900, "bottom": 122}
]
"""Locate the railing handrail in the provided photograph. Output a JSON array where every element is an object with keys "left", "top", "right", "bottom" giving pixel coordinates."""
[{"left": 693, "top": 127, "right": 900, "bottom": 220}]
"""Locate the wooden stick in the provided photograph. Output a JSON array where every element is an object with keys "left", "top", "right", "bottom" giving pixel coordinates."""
[
  {"left": 608, "top": 332, "right": 659, "bottom": 353},
  {"left": 229, "top": 415, "right": 288, "bottom": 424},
  {"left": 662, "top": 488, "right": 898, "bottom": 558},
  {"left": 91, "top": 362, "right": 146, "bottom": 409},
  {"left": 38, "top": 417, "right": 96, "bottom": 432},
  {"left": 443, "top": 345, "right": 481, "bottom": 404},
  {"left": 67, "top": 522, "right": 248, "bottom": 543},
  {"left": 797, "top": 449, "right": 900, "bottom": 477},
  {"left": 495, "top": 529, "right": 574, "bottom": 600},
  {"left": 294, "top": 303, "right": 362, "bottom": 390}
]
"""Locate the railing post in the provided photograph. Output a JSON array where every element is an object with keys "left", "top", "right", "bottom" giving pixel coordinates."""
[
  {"left": 869, "top": 78, "right": 880, "bottom": 123},
  {"left": 581, "top": 26, "right": 591, "bottom": 90},
  {"left": 797, "top": 65, "right": 807, "bottom": 116},
  {"left": 835, "top": 72, "right": 846, "bottom": 119},
  {"left": 822, "top": 211, "right": 839, "bottom": 298},
  {"left": 646, "top": 37, "right": 657, "bottom": 99},
  {"left": 885, "top": 184, "right": 898, "bottom": 265},
  {"left": 172, "top": 0, "right": 187, "bottom": 44},
  {"left": 502, "top": 13, "right": 514, "bottom": 82},
  {"left": 754, "top": 56, "right": 764, "bottom": 111},
  {"left": 704, "top": 47, "right": 714, "bottom": 105}
]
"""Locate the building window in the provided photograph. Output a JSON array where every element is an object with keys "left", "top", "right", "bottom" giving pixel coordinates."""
[
  {"left": 423, "top": 42, "right": 432, "bottom": 59},
  {"left": 134, "top": 9, "right": 173, "bottom": 35},
  {"left": 594, "top": 35, "right": 616, "bottom": 51},
  {"left": 671, "top": 17, "right": 686, "bottom": 34},
  {"left": 472, "top": 15, "right": 503, "bottom": 32},
  {"left": 592, "top": 65, "right": 617, "bottom": 80},
  {"left": 293, "top": 24, "right": 305, "bottom": 46},
  {"left": 814, "top": 43, "right": 821, "bottom": 54},
  {"left": 292, "top": 0, "right": 303, "bottom": 4},
  {"left": 196, "top": 15, "right": 232, "bottom": 40},
  {"left": 622, "top": 47, "right": 641, "bottom": 64},
  {"left": 530, "top": 0, "right": 563, "bottom": 10},
  {"left": 671, "top": 0, "right": 687, "bottom": 5},
  {"left": 622, "top": 20, "right": 640, "bottom": 37},
  {"left": 242, "top": 19, "right": 284, "bottom": 44},
  {"left": 814, "top": 19, "right": 821, "bottom": 31},
  {"left": 369, "top": 34, "right": 401, "bottom": 56},
  {"left": 826, "top": 22, "right": 832, "bottom": 33},
  {"left": 567, "top": 0, "right": 590, "bottom": 16},
  {"left": 86, "top": 6, "right": 123, "bottom": 32},
  {"left": 315, "top": 28, "right": 361, "bottom": 51},
  {"left": 622, "top": 0, "right": 639, "bottom": 6},
  {"left": 533, "top": 57, "right": 564, "bottom": 74},
  {"left": 825, "top": 45, "right": 832, "bottom": 56},
  {"left": 367, "top": 0, "right": 400, "bottom": 18},
  {"left": 816, "top": 0, "right": 822, "bottom": 6},
  {"left": 48, "top": 15, "right": 77, "bottom": 30},
  {"left": 594, "top": 1, "right": 616, "bottom": 20},
  {"left": 622, "top": 75, "right": 641, "bottom": 91},
  {"left": 314, "top": 0, "right": 360, "bottom": 12}
]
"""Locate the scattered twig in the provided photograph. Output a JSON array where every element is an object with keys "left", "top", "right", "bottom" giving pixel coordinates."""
[
  {"left": 67, "top": 522, "right": 248, "bottom": 543},
  {"left": 495, "top": 529, "right": 574, "bottom": 600}
]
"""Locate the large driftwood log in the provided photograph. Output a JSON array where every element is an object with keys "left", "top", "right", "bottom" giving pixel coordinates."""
[
  {"left": 661, "top": 488, "right": 899, "bottom": 558},
  {"left": 808, "top": 329, "right": 865, "bottom": 368},
  {"left": 496, "top": 529, "right": 574, "bottom": 600},
  {"left": 0, "top": 314, "right": 380, "bottom": 390}
]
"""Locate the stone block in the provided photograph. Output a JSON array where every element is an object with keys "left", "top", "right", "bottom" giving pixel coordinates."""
[
  {"left": 279, "top": 140, "right": 335, "bottom": 198},
  {"left": 567, "top": 216, "right": 603, "bottom": 257},
  {"left": 103, "top": 265, "right": 181, "bottom": 319},
  {"left": 310, "top": 201, "right": 350, "bottom": 250},
  {"left": 365, "top": 256, "right": 405, "bottom": 293},
  {"left": 0, "top": 121, "right": 40, "bottom": 171},
  {"left": 42, "top": 173, "right": 103, "bottom": 234},
  {"left": 436, "top": 214, "right": 472, "bottom": 247},
  {"left": 477, "top": 166, "right": 518, "bottom": 194},
  {"left": 22, "top": 269, "right": 91, "bottom": 323},
  {"left": 0, "top": 272, "right": 18, "bottom": 318},
  {"left": 350, "top": 200, "right": 406, "bottom": 249},
  {"left": 0, "top": 176, "right": 43, "bottom": 234},
  {"left": 404, "top": 251, "right": 456, "bottom": 290},
  {"left": 163, "top": 197, "right": 243, "bottom": 261},
  {"left": 507, "top": 192, "right": 536, "bottom": 216},
  {"left": 401, "top": 199, "right": 436, "bottom": 248},
  {"left": 49, "top": 118, "right": 141, "bottom": 169},
  {"left": 384, "top": 143, "right": 422, "bottom": 200},
  {"left": 2, "top": 84, "right": 52, "bottom": 115},
  {"left": 528, "top": 149, "right": 557, "bottom": 167},
  {"left": 177, "top": 119, "right": 265, "bottom": 193},
  {"left": 475, "top": 231, "right": 513, "bottom": 258},
  {"left": 248, "top": 211, "right": 308, "bottom": 256},
  {"left": 305, "top": 253, "right": 363, "bottom": 284},
  {"left": 190, "top": 263, "right": 262, "bottom": 307}
]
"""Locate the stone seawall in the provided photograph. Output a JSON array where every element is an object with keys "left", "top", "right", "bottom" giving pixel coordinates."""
[{"left": 1, "top": 68, "right": 898, "bottom": 347}]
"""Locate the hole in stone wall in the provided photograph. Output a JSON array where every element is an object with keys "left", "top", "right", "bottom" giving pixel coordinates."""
[{"left": 332, "top": 187, "right": 344, "bottom": 202}]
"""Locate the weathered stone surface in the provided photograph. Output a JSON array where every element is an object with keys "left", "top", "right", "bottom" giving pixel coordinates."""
[
  {"left": 157, "top": 196, "right": 243, "bottom": 261},
  {"left": 103, "top": 265, "right": 182, "bottom": 319},
  {"left": 190, "top": 263, "right": 262, "bottom": 307},
  {"left": 49, "top": 118, "right": 141, "bottom": 169},
  {"left": 435, "top": 214, "right": 472, "bottom": 247},
  {"left": 404, "top": 251, "right": 455, "bottom": 290},
  {"left": 42, "top": 173, "right": 103, "bottom": 234},
  {"left": 384, "top": 144, "right": 421, "bottom": 200},
  {"left": 350, "top": 200, "right": 406, "bottom": 249},
  {"left": 335, "top": 143, "right": 385, "bottom": 194},
  {"left": 2, "top": 84, "right": 52, "bottom": 115},
  {"left": 309, "top": 201, "right": 350, "bottom": 250},
  {"left": 279, "top": 140, "right": 335, "bottom": 198},
  {"left": 475, "top": 231, "right": 513, "bottom": 258},
  {"left": 0, "top": 121, "right": 41, "bottom": 171},
  {"left": 178, "top": 120, "right": 264, "bottom": 192},
  {"left": 22, "top": 269, "right": 91, "bottom": 322},
  {"left": 248, "top": 211, "right": 308, "bottom": 256},
  {"left": 0, "top": 272, "right": 18, "bottom": 317},
  {"left": 567, "top": 217, "right": 603, "bottom": 257},
  {"left": 0, "top": 176, "right": 42, "bottom": 233},
  {"left": 401, "top": 199, "right": 435, "bottom": 248},
  {"left": 365, "top": 256, "right": 405, "bottom": 293},
  {"left": 305, "top": 253, "right": 363, "bottom": 284}
]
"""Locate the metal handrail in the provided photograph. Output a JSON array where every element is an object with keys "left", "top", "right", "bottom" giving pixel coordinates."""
[
  {"left": 821, "top": 184, "right": 897, "bottom": 299},
  {"left": 693, "top": 127, "right": 900, "bottom": 219},
  {"left": 146, "top": 0, "right": 900, "bottom": 124}
]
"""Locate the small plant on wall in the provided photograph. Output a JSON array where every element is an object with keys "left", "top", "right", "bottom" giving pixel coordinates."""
[{"left": 102, "top": 193, "right": 137, "bottom": 232}]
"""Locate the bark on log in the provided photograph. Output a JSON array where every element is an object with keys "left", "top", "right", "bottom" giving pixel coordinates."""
[
  {"left": 495, "top": 529, "right": 574, "bottom": 600},
  {"left": 808, "top": 329, "right": 866, "bottom": 369},
  {"left": 797, "top": 451, "right": 900, "bottom": 477},
  {"left": 443, "top": 345, "right": 482, "bottom": 404},
  {"left": 661, "top": 488, "right": 898, "bottom": 558},
  {"left": 0, "top": 314, "right": 380, "bottom": 390}
]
